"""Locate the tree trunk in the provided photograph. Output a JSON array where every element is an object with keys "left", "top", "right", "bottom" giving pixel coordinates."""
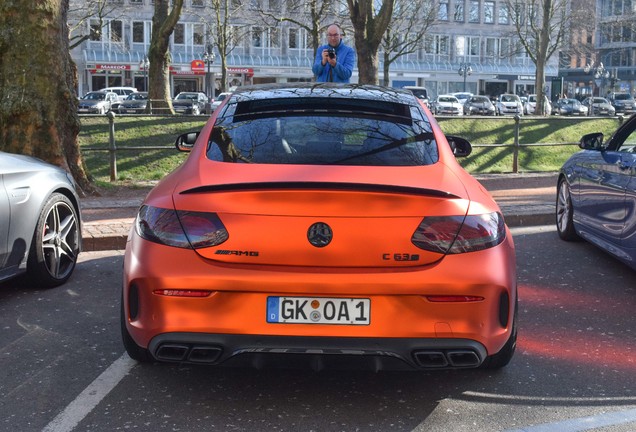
[
  {"left": 147, "top": 0, "right": 184, "bottom": 114},
  {"left": 535, "top": 0, "right": 552, "bottom": 116},
  {"left": 347, "top": 0, "right": 394, "bottom": 85},
  {"left": 0, "top": 0, "right": 95, "bottom": 195}
]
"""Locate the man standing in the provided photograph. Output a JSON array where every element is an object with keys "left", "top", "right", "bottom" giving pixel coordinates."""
[{"left": 312, "top": 24, "right": 355, "bottom": 83}]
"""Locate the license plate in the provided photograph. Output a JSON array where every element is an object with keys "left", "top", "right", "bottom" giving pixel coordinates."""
[
  {"left": 127, "top": 109, "right": 137, "bottom": 113},
  {"left": 267, "top": 296, "right": 370, "bottom": 325}
]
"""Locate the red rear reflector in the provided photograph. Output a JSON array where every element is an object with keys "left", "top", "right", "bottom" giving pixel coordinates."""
[
  {"left": 153, "top": 289, "right": 212, "bottom": 297},
  {"left": 426, "top": 295, "right": 484, "bottom": 302}
]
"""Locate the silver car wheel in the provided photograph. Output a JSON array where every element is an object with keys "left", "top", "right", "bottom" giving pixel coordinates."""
[
  {"left": 28, "top": 193, "right": 80, "bottom": 287},
  {"left": 556, "top": 179, "right": 579, "bottom": 241}
]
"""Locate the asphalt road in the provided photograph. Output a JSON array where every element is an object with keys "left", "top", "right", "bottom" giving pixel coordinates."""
[{"left": 0, "top": 225, "right": 635, "bottom": 432}]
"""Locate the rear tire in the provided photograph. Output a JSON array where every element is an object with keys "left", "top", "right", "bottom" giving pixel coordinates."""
[{"left": 556, "top": 178, "right": 580, "bottom": 241}]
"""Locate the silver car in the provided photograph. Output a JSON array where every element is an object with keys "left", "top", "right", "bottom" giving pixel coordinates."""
[{"left": 0, "top": 152, "right": 82, "bottom": 287}]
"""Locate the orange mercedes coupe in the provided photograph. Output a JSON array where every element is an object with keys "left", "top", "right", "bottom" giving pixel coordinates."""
[{"left": 122, "top": 84, "right": 517, "bottom": 370}]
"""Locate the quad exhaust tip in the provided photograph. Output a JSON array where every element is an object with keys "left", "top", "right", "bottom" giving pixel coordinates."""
[
  {"left": 155, "top": 343, "right": 222, "bottom": 364},
  {"left": 413, "top": 349, "right": 481, "bottom": 368}
]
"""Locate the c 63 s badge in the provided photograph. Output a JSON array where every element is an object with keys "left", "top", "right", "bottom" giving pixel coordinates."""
[{"left": 382, "top": 253, "right": 420, "bottom": 261}]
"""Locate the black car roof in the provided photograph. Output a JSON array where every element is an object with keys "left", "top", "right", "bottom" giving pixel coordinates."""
[{"left": 231, "top": 83, "right": 418, "bottom": 105}]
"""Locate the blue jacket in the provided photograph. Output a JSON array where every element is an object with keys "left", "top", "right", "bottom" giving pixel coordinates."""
[{"left": 312, "top": 41, "right": 355, "bottom": 83}]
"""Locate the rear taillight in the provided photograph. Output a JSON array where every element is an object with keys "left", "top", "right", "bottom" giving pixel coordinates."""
[
  {"left": 411, "top": 212, "right": 505, "bottom": 254},
  {"left": 135, "top": 205, "right": 228, "bottom": 249}
]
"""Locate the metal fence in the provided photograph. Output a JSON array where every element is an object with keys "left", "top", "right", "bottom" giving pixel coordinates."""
[{"left": 81, "top": 112, "right": 628, "bottom": 181}]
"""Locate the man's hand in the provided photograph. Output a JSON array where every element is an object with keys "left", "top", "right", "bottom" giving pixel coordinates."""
[{"left": 322, "top": 49, "right": 336, "bottom": 67}]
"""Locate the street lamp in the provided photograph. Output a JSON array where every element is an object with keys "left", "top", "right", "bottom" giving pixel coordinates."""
[
  {"left": 203, "top": 50, "right": 216, "bottom": 101},
  {"left": 139, "top": 57, "right": 149, "bottom": 92},
  {"left": 458, "top": 63, "right": 472, "bottom": 92}
]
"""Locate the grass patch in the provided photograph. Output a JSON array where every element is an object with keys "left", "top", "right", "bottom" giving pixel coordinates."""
[
  {"left": 79, "top": 114, "right": 626, "bottom": 182},
  {"left": 79, "top": 115, "right": 206, "bottom": 183}
]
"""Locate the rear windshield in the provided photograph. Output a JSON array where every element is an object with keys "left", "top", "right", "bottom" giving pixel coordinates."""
[
  {"left": 614, "top": 94, "right": 634, "bottom": 101},
  {"left": 206, "top": 97, "right": 438, "bottom": 166}
]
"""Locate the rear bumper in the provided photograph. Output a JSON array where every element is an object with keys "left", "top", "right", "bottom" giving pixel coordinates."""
[
  {"left": 123, "top": 231, "right": 517, "bottom": 364},
  {"left": 148, "top": 333, "right": 488, "bottom": 370}
]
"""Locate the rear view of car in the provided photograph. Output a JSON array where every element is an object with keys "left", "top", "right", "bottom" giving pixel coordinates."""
[
  {"left": 464, "top": 95, "right": 495, "bottom": 115},
  {"left": 122, "top": 84, "right": 517, "bottom": 371},
  {"left": 496, "top": 94, "right": 523, "bottom": 116}
]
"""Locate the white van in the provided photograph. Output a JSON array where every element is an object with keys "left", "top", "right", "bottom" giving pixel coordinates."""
[{"left": 100, "top": 87, "right": 138, "bottom": 107}]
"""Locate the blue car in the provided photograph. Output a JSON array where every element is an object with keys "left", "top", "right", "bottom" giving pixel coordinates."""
[{"left": 556, "top": 114, "right": 636, "bottom": 270}]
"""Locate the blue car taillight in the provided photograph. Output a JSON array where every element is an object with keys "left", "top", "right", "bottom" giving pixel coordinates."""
[
  {"left": 136, "top": 205, "right": 229, "bottom": 249},
  {"left": 411, "top": 212, "right": 506, "bottom": 254}
]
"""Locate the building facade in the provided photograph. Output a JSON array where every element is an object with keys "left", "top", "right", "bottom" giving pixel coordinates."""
[
  {"left": 69, "top": 0, "right": 559, "bottom": 99},
  {"left": 559, "top": 0, "right": 635, "bottom": 99}
]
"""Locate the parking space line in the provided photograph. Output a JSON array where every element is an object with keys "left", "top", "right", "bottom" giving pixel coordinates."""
[
  {"left": 505, "top": 408, "right": 636, "bottom": 432},
  {"left": 42, "top": 354, "right": 135, "bottom": 432}
]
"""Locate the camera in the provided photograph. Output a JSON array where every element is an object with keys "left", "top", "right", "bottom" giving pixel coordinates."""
[{"left": 327, "top": 47, "right": 336, "bottom": 59}]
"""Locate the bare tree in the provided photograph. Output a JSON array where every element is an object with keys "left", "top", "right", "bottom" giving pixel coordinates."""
[
  {"left": 207, "top": 0, "right": 252, "bottom": 92},
  {"left": 505, "top": 0, "right": 568, "bottom": 115},
  {"left": 0, "top": 0, "right": 94, "bottom": 195},
  {"left": 380, "top": 0, "right": 435, "bottom": 86},
  {"left": 68, "top": 0, "right": 131, "bottom": 50},
  {"left": 147, "top": 0, "right": 184, "bottom": 114},
  {"left": 255, "top": 0, "right": 339, "bottom": 59},
  {"left": 347, "top": 0, "right": 396, "bottom": 84}
]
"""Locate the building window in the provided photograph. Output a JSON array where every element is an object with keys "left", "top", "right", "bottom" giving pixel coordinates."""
[
  {"left": 288, "top": 28, "right": 307, "bottom": 50},
  {"left": 454, "top": 0, "right": 465, "bottom": 21},
  {"left": 484, "top": 1, "right": 494, "bottom": 23},
  {"left": 425, "top": 34, "right": 450, "bottom": 56},
  {"left": 485, "top": 37, "right": 497, "bottom": 57},
  {"left": 132, "top": 21, "right": 145, "bottom": 43},
  {"left": 252, "top": 27, "right": 263, "bottom": 47},
  {"left": 498, "top": 3, "right": 509, "bottom": 24},
  {"left": 455, "top": 35, "right": 480, "bottom": 57},
  {"left": 130, "top": 0, "right": 143, "bottom": 4},
  {"left": 90, "top": 19, "right": 101, "bottom": 41},
  {"left": 438, "top": 0, "right": 449, "bottom": 20},
  {"left": 193, "top": 24, "right": 205, "bottom": 46},
  {"left": 192, "top": 0, "right": 204, "bottom": 6},
  {"left": 110, "top": 20, "right": 123, "bottom": 42},
  {"left": 469, "top": 1, "right": 480, "bottom": 23},
  {"left": 174, "top": 23, "right": 185, "bottom": 45},
  {"left": 269, "top": 0, "right": 282, "bottom": 12}
]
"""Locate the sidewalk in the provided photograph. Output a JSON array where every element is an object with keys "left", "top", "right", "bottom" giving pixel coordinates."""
[{"left": 80, "top": 172, "right": 558, "bottom": 251}]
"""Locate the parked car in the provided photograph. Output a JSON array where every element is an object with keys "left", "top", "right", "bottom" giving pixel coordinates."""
[
  {"left": 77, "top": 91, "right": 118, "bottom": 114},
  {"left": 553, "top": 98, "right": 588, "bottom": 116},
  {"left": 524, "top": 94, "right": 552, "bottom": 116},
  {"left": 403, "top": 86, "right": 429, "bottom": 107},
  {"left": 452, "top": 92, "right": 473, "bottom": 105},
  {"left": 607, "top": 92, "right": 635, "bottom": 114},
  {"left": 581, "top": 97, "right": 616, "bottom": 116},
  {"left": 463, "top": 95, "right": 496, "bottom": 116},
  {"left": 431, "top": 94, "right": 464, "bottom": 116},
  {"left": 209, "top": 92, "right": 231, "bottom": 112},
  {"left": 0, "top": 152, "right": 82, "bottom": 287},
  {"left": 100, "top": 86, "right": 138, "bottom": 109},
  {"left": 172, "top": 92, "right": 208, "bottom": 115},
  {"left": 495, "top": 94, "right": 524, "bottom": 116},
  {"left": 556, "top": 113, "right": 636, "bottom": 271},
  {"left": 117, "top": 92, "right": 149, "bottom": 114},
  {"left": 121, "top": 83, "right": 517, "bottom": 371}
]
